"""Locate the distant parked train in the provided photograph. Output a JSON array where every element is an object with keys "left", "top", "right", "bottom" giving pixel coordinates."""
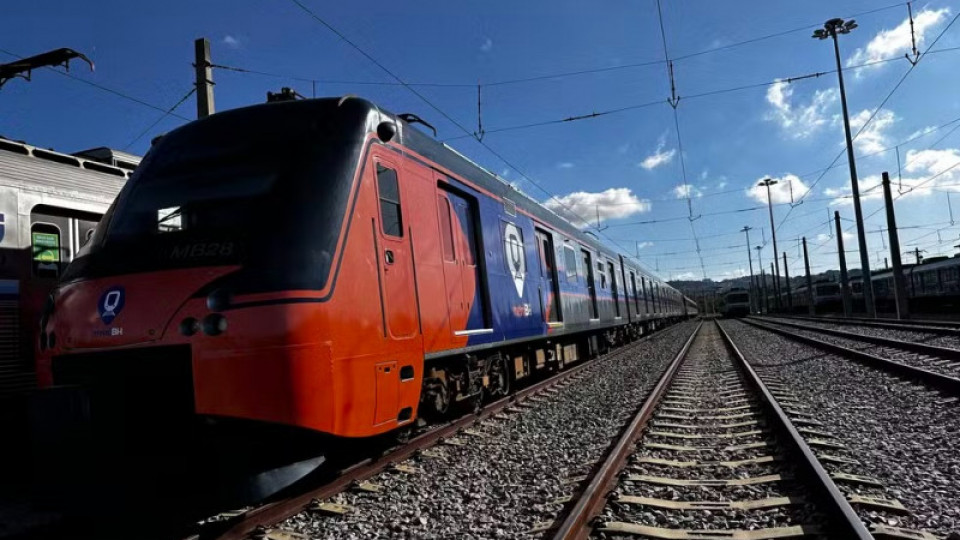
[
  {"left": 0, "top": 137, "right": 138, "bottom": 396},
  {"left": 789, "top": 280, "right": 842, "bottom": 313},
  {"left": 719, "top": 287, "right": 750, "bottom": 317},
  {"left": 850, "top": 256, "right": 960, "bottom": 313},
  {"left": 37, "top": 97, "right": 696, "bottom": 456}
]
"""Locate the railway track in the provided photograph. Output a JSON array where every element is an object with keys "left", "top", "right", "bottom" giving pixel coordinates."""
[
  {"left": 783, "top": 315, "right": 960, "bottom": 337},
  {"left": 187, "top": 321, "right": 696, "bottom": 540},
  {"left": 747, "top": 317, "right": 960, "bottom": 394},
  {"left": 813, "top": 314, "right": 960, "bottom": 331},
  {"left": 723, "top": 319, "right": 959, "bottom": 538},
  {"left": 551, "top": 320, "right": 879, "bottom": 540}
]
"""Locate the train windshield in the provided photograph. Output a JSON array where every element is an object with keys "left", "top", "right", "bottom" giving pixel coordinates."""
[
  {"left": 727, "top": 293, "right": 749, "bottom": 303},
  {"left": 63, "top": 99, "right": 371, "bottom": 291}
]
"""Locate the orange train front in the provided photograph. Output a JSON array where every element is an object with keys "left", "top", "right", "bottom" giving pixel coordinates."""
[{"left": 37, "top": 97, "right": 696, "bottom": 444}]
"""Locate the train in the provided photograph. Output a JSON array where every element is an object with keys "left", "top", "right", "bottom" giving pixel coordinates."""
[
  {"left": 35, "top": 97, "right": 697, "bottom": 467},
  {"left": 0, "top": 137, "right": 138, "bottom": 397},
  {"left": 719, "top": 287, "right": 750, "bottom": 317},
  {"left": 851, "top": 256, "right": 960, "bottom": 313},
  {"left": 789, "top": 279, "right": 842, "bottom": 313}
]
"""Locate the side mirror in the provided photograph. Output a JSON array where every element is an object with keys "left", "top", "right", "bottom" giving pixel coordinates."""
[{"left": 377, "top": 121, "right": 397, "bottom": 143}]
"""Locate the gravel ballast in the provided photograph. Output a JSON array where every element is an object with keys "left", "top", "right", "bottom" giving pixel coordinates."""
[
  {"left": 722, "top": 319, "right": 960, "bottom": 538},
  {"left": 277, "top": 321, "right": 699, "bottom": 539},
  {"left": 756, "top": 317, "right": 960, "bottom": 379}
]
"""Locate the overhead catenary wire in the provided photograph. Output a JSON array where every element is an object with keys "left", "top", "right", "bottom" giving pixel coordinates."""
[
  {"left": 777, "top": 9, "right": 960, "bottom": 233},
  {"left": 123, "top": 87, "right": 196, "bottom": 150},
  {"left": 0, "top": 47, "right": 193, "bottom": 121},
  {"left": 285, "top": 0, "right": 666, "bottom": 278}
]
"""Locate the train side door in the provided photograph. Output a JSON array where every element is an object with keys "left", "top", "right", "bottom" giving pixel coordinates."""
[
  {"left": 581, "top": 249, "right": 598, "bottom": 319},
  {"left": 373, "top": 162, "right": 418, "bottom": 339},
  {"left": 437, "top": 186, "right": 489, "bottom": 334},
  {"left": 534, "top": 228, "right": 562, "bottom": 323},
  {"left": 607, "top": 260, "right": 620, "bottom": 317}
]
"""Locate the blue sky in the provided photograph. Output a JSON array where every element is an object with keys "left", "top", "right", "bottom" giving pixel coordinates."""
[{"left": 3, "top": 0, "right": 960, "bottom": 282}]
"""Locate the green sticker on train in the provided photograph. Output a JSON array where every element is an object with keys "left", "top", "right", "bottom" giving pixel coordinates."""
[{"left": 32, "top": 232, "right": 60, "bottom": 262}]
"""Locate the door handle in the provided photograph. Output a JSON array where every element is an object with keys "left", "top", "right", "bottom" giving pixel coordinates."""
[{"left": 385, "top": 249, "right": 395, "bottom": 264}]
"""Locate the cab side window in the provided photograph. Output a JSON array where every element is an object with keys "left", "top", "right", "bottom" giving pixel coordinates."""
[{"left": 377, "top": 165, "right": 403, "bottom": 237}]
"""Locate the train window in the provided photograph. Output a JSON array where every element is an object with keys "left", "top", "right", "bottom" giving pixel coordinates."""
[
  {"left": 630, "top": 271, "right": 640, "bottom": 311},
  {"left": 597, "top": 261, "right": 606, "bottom": 289},
  {"left": 376, "top": 165, "right": 403, "bottom": 237},
  {"left": 31, "top": 223, "right": 62, "bottom": 278},
  {"left": 437, "top": 196, "right": 455, "bottom": 262},
  {"left": 563, "top": 245, "right": 577, "bottom": 281},
  {"left": 157, "top": 206, "right": 183, "bottom": 233},
  {"left": 453, "top": 200, "right": 478, "bottom": 266}
]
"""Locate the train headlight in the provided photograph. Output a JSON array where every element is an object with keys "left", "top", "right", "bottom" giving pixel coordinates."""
[
  {"left": 202, "top": 313, "right": 227, "bottom": 336},
  {"left": 206, "top": 289, "right": 233, "bottom": 312},
  {"left": 179, "top": 317, "right": 200, "bottom": 337}
]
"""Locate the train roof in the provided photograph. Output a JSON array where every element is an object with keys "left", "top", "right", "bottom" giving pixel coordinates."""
[
  {"left": 906, "top": 255, "right": 960, "bottom": 273},
  {"left": 370, "top": 98, "right": 670, "bottom": 286},
  {"left": 0, "top": 136, "right": 135, "bottom": 204},
  {"left": 72, "top": 146, "right": 141, "bottom": 171}
]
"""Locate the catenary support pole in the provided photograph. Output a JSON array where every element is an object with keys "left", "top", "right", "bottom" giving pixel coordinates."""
[
  {"left": 882, "top": 171, "right": 910, "bottom": 319},
  {"left": 803, "top": 237, "right": 815, "bottom": 315},
  {"left": 782, "top": 252, "right": 792, "bottom": 310},
  {"left": 194, "top": 38, "right": 215, "bottom": 118},
  {"left": 835, "top": 211, "right": 852, "bottom": 316}
]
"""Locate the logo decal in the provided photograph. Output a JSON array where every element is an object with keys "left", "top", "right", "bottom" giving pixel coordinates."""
[
  {"left": 98, "top": 286, "right": 125, "bottom": 325},
  {"left": 0, "top": 213, "right": 5, "bottom": 244},
  {"left": 504, "top": 222, "right": 526, "bottom": 297}
]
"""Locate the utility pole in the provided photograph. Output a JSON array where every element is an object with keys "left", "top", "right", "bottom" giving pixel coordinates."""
[
  {"left": 741, "top": 226, "right": 756, "bottom": 313},
  {"left": 802, "top": 237, "right": 815, "bottom": 315},
  {"left": 835, "top": 211, "right": 852, "bottom": 316},
  {"left": 756, "top": 245, "right": 766, "bottom": 313},
  {"left": 759, "top": 265, "right": 768, "bottom": 314},
  {"left": 759, "top": 178, "right": 782, "bottom": 310},
  {"left": 782, "top": 252, "right": 792, "bottom": 310},
  {"left": 814, "top": 18, "right": 876, "bottom": 317},
  {"left": 882, "top": 172, "right": 909, "bottom": 319},
  {"left": 194, "top": 38, "right": 215, "bottom": 118}
]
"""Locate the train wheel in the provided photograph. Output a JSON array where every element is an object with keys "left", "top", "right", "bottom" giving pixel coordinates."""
[{"left": 487, "top": 356, "right": 511, "bottom": 398}]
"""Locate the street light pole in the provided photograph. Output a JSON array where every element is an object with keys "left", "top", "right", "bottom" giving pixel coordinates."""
[
  {"left": 814, "top": 18, "right": 876, "bottom": 317},
  {"left": 741, "top": 226, "right": 756, "bottom": 312},
  {"left": 759, "top": 178, "right": 781, "bottom": 310}
]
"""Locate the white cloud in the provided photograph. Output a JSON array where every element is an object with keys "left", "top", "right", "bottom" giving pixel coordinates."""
[
  {"left": 636, "top": 241, "right": 655, "bottom": 250},
  {"left": 815, "top": 231, "right": 855, "bottom": 244},
  {"left": 671, "top": 272, "right": 698, "bottom": 280},
  {"left": 825, "top": 147, "right": 960, "bottom": 205},
  {"left": 746, "top": 174, "right": 810, "bottom": 205},
  {"left": 480, "top": 37, "right": 493, "bottom": 53},
  {"left": 640, "top": 138, "right": 676, "bottom": 170},
  {"left": 222, "top": 35, "right": 242, "bottom": 49},
  {"left": 673, "top": 184, "right": 703, "bottom": 199},
  {"left": 847, "top": 8, "right": 951, "bottom": 70},
  {"left": 557, "top": 162, "right": 575, "bottom": 169},
  {"left": 848, "top": 109, "right": 896, "bottom": 154},
  {"left": 717, "top": 181, "right": 728, "bottom": 189},
  {"left": 765, "top": 80, "right": 838, "bottom": 138},
  {"left": 544, "top": 187, "right": 651, "bottom": 224}
]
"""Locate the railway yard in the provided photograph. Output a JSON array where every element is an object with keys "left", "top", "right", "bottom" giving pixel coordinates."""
[
  {"left": 195, "top": 316, "right": 960, "bottom": 540},
  {"left": 4, "top": 314, "right": 955, "bottom": 539}
]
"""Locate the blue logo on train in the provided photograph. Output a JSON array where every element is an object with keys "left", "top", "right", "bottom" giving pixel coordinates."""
[{"left": 98, "top": 286, "right": 125, "bottom": 325}]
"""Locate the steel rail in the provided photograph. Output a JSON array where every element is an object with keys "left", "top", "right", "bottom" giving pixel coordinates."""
[
  {"left": 549, "top": 321, "right": 702, "bottom": 540},
  {"left": 755, "top": 316, "right": 960, "bottom": 360},
  {"left": 778, "top": 314, "right": 960, "bottom": 336},
  {"left": 743, "top": 318, "right": 960, "bottom": 395},
  {"left": 195, "top": 323, "right": 690, "bottom": 540},
  {"left": 716, "top": 321, "right": 872, "bottom": 539},
  {"left": 813, "top": 314, "right": 960, "bottom": 330}
]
